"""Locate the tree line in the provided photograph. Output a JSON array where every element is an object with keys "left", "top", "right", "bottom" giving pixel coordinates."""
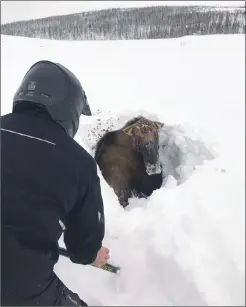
[{"left": 1, "top": 5, "right": 245, "bottom": 40}]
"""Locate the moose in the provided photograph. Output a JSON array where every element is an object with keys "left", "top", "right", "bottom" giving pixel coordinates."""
[{"left": 94, "top": 116, "right": 164, "bottom": 207}]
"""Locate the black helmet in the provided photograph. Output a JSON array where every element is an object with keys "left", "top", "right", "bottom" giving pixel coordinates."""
[{"left": 12, "top": 60, "right": 92, "bottom": 138}]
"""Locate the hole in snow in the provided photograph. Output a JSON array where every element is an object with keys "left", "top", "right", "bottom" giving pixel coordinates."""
[{"left": 76, "top": 111, "right": 217, "bottom": 206}]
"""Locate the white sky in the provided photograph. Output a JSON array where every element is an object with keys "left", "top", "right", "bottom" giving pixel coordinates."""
[{"left": 1, "top": 1, "right": 245, "bottom": 24}]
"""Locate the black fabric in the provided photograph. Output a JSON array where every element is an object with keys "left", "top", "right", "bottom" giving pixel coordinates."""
[
  {"left": 58, "top": 286, "right": 88, "bottom": 306},
  {"left": 1, "top": 109, "right": 105, "bottom": 305}
]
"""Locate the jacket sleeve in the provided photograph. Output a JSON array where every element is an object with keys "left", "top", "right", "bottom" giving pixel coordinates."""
[{"left": 63, "top": 163, "right": 105, "bottom": 265}]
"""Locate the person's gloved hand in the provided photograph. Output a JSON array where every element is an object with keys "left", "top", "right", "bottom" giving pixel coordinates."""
[{"left": 92, "top": 247, "right": 110, "bottom": 267}]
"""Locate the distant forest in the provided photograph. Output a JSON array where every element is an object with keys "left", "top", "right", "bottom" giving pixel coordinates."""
[{"left": 1, "top": 5, "right": 245, "bottom": 40}]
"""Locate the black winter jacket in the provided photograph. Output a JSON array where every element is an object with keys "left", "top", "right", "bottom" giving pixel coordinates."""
[{"left": 1, "top": 108, "right": 105, "bottom": 302}]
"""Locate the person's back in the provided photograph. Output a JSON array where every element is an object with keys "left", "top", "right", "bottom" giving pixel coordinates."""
[{"left": 1, "top": 61, "right": 109, "bottom": 306}]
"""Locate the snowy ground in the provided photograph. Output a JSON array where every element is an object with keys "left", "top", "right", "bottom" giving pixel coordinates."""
[{"left": 1, "top": 33, "right": 245, "bottom": 306}]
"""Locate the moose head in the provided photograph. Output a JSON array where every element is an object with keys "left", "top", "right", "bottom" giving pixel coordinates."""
[{"left": 123, "top": 117, "right": 164, "bottom": 175}]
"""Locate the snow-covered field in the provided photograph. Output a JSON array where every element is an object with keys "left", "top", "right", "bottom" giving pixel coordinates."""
[{"left": 1, "top": 33, "right": 245, "bottom": 306}]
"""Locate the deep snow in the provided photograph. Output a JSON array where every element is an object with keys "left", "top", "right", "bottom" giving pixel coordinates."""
[{"left": 1, "top": 33, "right": 245, "bottom": 306}]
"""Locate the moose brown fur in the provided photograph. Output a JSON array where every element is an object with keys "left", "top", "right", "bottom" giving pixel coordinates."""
[{"left": 94, "top": 116, "right": 164, "bottom": 207}]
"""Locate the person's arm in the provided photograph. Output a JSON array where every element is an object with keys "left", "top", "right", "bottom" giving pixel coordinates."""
[{"left": 63, "top": 163, "right": 105, "bottom": 265}]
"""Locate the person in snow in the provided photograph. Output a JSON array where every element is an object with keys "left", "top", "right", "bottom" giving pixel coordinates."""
[{"left": 1, "top": 60, "right": 110, "bottom": 306}]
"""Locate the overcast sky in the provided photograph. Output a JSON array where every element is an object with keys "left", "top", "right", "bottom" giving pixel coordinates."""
[{"left": 1, "top": 1, "right": 245, "bottom": 24}]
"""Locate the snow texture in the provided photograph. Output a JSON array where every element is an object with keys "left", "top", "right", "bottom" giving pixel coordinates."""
[{"left": 1, "top": 33, "right": 245, "bottom": 306}]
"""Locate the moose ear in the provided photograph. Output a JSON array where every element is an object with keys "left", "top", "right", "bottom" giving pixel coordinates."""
[
  {"left": 154, "top": 121, "right": 164, "bottom": 129},
  {"left": 123, "top": 125, "right": 134, "bottom": 136}
]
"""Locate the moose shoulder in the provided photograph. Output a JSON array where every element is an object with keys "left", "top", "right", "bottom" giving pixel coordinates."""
[{"left": 94, "top": 116, "right": 164, "bottom": 207}]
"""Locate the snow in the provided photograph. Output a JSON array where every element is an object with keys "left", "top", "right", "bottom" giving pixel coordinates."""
[{"left": 1, "top": 33, "right": 245, "bottom": 306}]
